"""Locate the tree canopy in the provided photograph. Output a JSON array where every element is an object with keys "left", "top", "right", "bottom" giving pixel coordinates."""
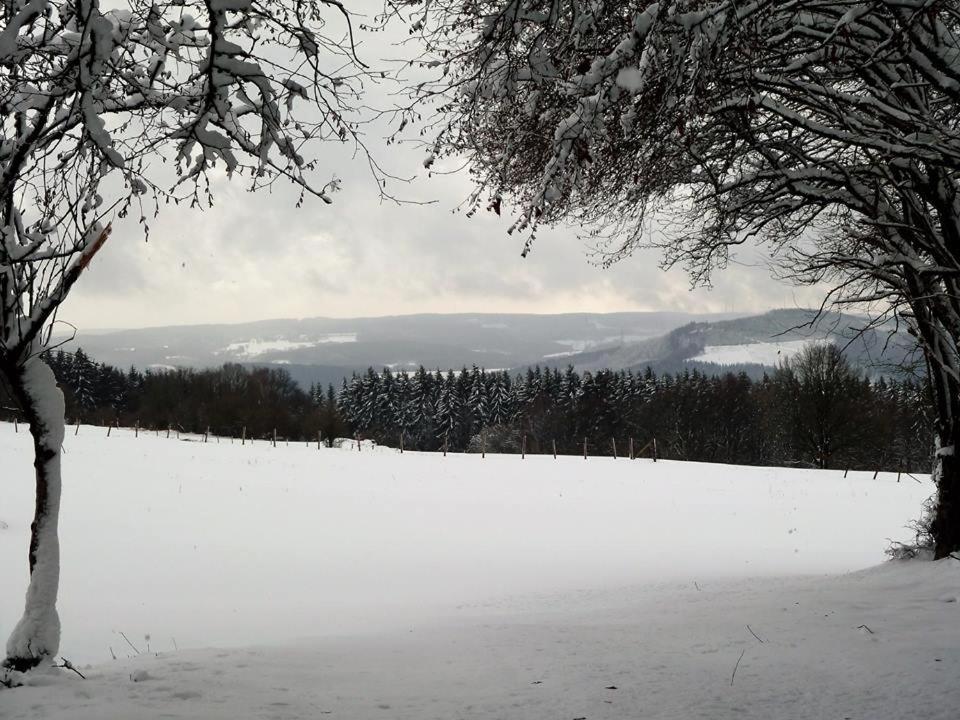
[{"left": 406, "top": 0, "right": 960, "bottom": 557}]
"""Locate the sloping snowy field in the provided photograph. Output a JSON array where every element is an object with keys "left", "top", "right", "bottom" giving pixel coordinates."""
[
  {"left": 690, "top": 339, "right": 821, "bottom": 366},
  {"left": 1, "top": 421, "right": 958, "bottom": 718}
]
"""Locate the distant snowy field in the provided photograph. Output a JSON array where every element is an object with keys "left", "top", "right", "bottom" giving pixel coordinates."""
[
  {"left": 2, "top": 421, "right": 958, "bottom": 719},
  {"left": 691, "top": 339, "right": 824, "bottom": 366}
]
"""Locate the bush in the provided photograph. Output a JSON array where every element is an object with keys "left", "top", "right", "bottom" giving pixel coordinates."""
[
  {"left": 886, "top": 493, "right": 936, "bottom": 560},
  {"left": 468, "top": 424, "right": 521, "bottom": 454}
]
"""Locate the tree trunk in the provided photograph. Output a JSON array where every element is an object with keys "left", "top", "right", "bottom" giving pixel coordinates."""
[
  {"left": 916, "top": 313, "right": 960, "bottom": 559},
  {"left": 932, "top": 395, "right": 960, "bottom": 559},
  {"left": 3, "top": 354, "right": 65, "bottom": 671}
]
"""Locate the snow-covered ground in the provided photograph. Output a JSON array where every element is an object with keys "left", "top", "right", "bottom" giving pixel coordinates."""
[
  {"left": 1, "top": 421, "right": 957, "bottom": 718},
  {"left": 691, "top": 339, "right": 824, "bottom": 366}
]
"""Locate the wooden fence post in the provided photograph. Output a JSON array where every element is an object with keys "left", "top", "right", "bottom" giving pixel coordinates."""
[
  {"left": 357, "top": 434, "right": 362, "bottom": 452},
  {"left": 242, "top": 426, "right": 246, "bottom": 446},
  {"left": 166, "top": 425, "right": 171, "bottom": 439},
  {"left": 583, "top": 437, "right": 588, "bottom": 459},
  {"left": 629, "top": 437, "right": 634, "bottom": 460},
  {"left": 14, "top": 418, "right": 17, "bottom": 433},
  {"left": 400, "top": 432, "right": 404, "bottom": 454},
  {"left": 844, "top": 468, "right": 849, "bottom": 478},
  {"left": 521, "top": 434, "right": 526, "bottom": 459},
  {"left": 443, "top": 433, "right": 448, "bottom": 457},
  {"left": 205, "top": 426, "right": 209, "bottom": 443},
  {"left": 75, "top": 419, "right": 80, "bottom": 436},
  {"left": 107, "top": 423, "right": 111, "bottom": 437},
  {"left": 272, "top": 428, "right": 277, "bottom": 447},
  {"left": 552, "top": 439, "right": 557, "bottom": 459},
  {"left": 317, "top": 430, "right": 322, "bottom": 450},
  {"left": 481, "top": 433, "right": 486, "bottom": 459},
  {"left": 612, "top": 438, "right": 617, "bottom": 459},
  {"left": 652, "top": 438, "right": 658, "bottom": 462},
  {"left": 135, "top": 420, "right": 139, "bottom": 438}
]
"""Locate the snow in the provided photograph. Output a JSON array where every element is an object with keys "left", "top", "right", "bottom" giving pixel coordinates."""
[
  {"left": 691, "top": 339, "right": 825, "bottom": 366},
  {"left": 5, "top": 559, "right": 959, "bottom": 719},
  {"left": 220, "top": 334, "right": 357, "bottom": 358},
  {"left": 616, "top": 67, "right": 644, "bottom": 92},
  {"left": 1, "top": 420, "right": 957, "bottom": 718},
  {"left": 5, "top": 357, "right": 65, "bottom": 665}
]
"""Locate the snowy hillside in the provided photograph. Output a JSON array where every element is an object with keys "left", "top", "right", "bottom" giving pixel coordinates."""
[
  {"left": 1, "top": 421, "right": 957, "bottom": 719},
  {"left": 55, "top": 311, "right": 736, "bottom": 376},
  {"left": 691, "top": 339, "right": 825, "bottom": 366},
  {"left": 557, "top": 309, "right": 916, "bottom": 377}
]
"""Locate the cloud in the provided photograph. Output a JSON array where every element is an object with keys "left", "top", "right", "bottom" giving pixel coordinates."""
[{"left": 61, "top": 2, "right": 829, "bottom": 331}]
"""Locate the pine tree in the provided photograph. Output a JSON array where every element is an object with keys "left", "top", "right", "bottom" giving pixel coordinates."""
[{"left": 467, "top": 365, "right": 489, "bottom": 433}]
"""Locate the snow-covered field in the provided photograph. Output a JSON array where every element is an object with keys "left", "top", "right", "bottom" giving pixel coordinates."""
[
  {"left": 219, "top": 333, "right": 359, "bottom": 359},
  {"left": 1, "top": 421, "right": 957, "bottom": 719},
  {"left": 691, "top": 339, "right": 824, "bottom": 366}
]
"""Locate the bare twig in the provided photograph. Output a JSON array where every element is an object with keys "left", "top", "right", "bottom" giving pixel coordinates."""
[
  {"left": 746, "top": 625, "right": 765, "bottom": 644},
  {"left": 730, "top": 649, "right": 746, "bottom": 686},
  {"left": 56, "top": 657, "right": 86, "bottom": 679},
  {"left": 857, "top": 624, "right": 875, "bottom": 635},
  {"left": 119, "top": 631, "right": 141, "bottom": 655}
]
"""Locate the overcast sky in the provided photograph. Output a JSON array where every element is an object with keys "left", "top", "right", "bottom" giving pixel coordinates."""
[{"left": 60, "top": 3, "right": 826, "bottom": 332}]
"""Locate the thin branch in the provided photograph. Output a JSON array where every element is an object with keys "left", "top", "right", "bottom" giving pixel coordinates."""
[{"left": 730, "top": 649, "right": 746, "bottom": 686}]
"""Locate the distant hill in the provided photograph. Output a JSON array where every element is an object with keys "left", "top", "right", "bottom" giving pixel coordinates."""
[
  {"left": 54, "top": 311, "right": 743, "bottom": 381},
  {"left": 544, "top": 309, "right": 920, "bottom": 378},
  {"left": 54, "top": 309, "right": 918, "bottom": 388}
]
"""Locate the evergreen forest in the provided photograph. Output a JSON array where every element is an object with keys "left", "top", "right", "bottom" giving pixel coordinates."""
[{"left": 0, "top": 345, "right": 931, "bottom": 473}]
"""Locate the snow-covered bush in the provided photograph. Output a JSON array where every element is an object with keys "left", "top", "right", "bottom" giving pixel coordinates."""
[{"left": 468, "top": 425, "right": 521, "bottom": 455}]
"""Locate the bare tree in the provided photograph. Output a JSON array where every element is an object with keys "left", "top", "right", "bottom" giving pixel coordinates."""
[
  {"left": 775, "top": 344, "right": 870, "bottom": 469},
  {"left": 405, "top": 0, "right": 960, "bottom": 557},
  {"left": 1, "top": 0, "right": 381, "bottom": 672}
]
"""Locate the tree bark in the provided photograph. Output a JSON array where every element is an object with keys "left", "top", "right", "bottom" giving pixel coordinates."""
[
  {"left": 931, "top": 377, "right": 960, "bottom": 559},
  {"left": 932, "top": 439, "right": 960, "bottom": 559},
  {"left": 914, "top": 305, "right": 960, "bottom": 559},
  {"left": 3, "top": 354, "right": 65, "bottom": 671}
]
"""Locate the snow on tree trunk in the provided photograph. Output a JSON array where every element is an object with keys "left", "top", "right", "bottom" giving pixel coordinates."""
[
  {"left": 932, "top": 402, "right": 960, "bottom": 560},
  {"left": 4, "top": 354, "right": 65, "bottom": 670}
]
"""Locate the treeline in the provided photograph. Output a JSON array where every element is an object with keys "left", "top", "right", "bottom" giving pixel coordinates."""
[
  {"left": 340, "top": 344, "right": 932, "bottom": 472},
  {"left": 0, "top": 345, "right": 932, "bottom": 472},
  {"left": 0, "top": 349, "right": 346, "bottom": 443}
]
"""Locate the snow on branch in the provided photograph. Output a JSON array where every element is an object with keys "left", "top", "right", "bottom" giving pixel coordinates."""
[
  {"left": 403, "top": 0, "right": 960, "bottom": 380},
  {"left": 1, "top": 0, "right": 384, "bottom": 364}
]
